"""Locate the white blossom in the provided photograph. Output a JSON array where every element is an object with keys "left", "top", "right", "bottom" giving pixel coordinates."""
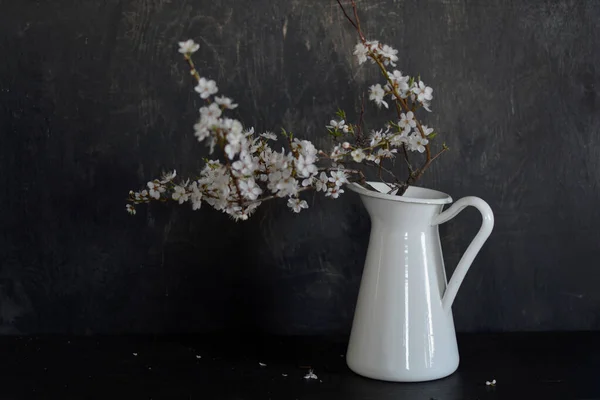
[
  {"left": 160, "top": 170, "right": 177, "bottom": 184},
  {"left": 224, "top": 125, "right": 246, "bottom": 160},
  {"left": 377, "top": 148, "right": 397, "bottom": 159},
  {"left": 351, "top": 148, "right": 366, "bottom": 162},
  {"left": 412, "top": 80, "right": 433, "bottom": 103},
  {"left": 172, "top": 185, "right": 189, "bottom": 204},
  {"left": 330, "top": 145, "right": 348, "bottom": 161},
  {"left": 126, "top": 204, "right": 136, "bottom": 215},
  {"left": 408, "top": 133, "right": 429, "bottom": 153},
  {"left": 301, "top": 177, "right": 314, "bottom": 187},
  {"left": 369, "top": 129, "right": 385, "bottom": 147},
  {"left": 327, "top": 119, "right": 349, "bottom": 132},
  {"left": 304, "top": 369, "right": 318, "bottom": 380},
  {"left": 398, "top": 111, "right": 416, "bottom": 133},
  {"left": 387, "top": 70, "right": 410, "bottom": 95},
  {"left": 242, "top": 201, "right": 261, "bottom": 219},
  {"left": 194, "top": 77, "right": 218, "bottom": 99},
  {"left": 225, "top": 143, "right": 241, "bottom": 160},
  {"left": 129, "top": 190, "right": 142, "bottom": 202},
  {"left": 379, "top": 44, "right": 398, "bottom": 66},
  {"left": 287, "top": 198, "right": 309, "bottom": 213},
  {"left": 194, "top": 119, "right": 212, "bottom": 142},
  {"left": 366, "top": 153, "right": 380, "bottom": 164},
  {"left": 292, "top": 140, "right": 318, "bottom": 178},
  {"left": 389, "top": 133, "right": 409, "bottom": 147},
  {"left": 421, "top": 125, "right": 434, "bottom": 137},
  {"left": 295, "top": 154, "right": 317, "bottom": 178},
  {"left": 214, "top": 96, "right": 238, "bottom": 109},
  {"left": 353, "top": 42, "right": 368, "bottom": 64},
  {"left": 232, "top": 154, "right": 258, "bottom": 176},
  {"left": 486, "top": 379, "right": 497, "bottom": 386},
  {"left": 369, "top": 84, "right": 388, "bottom": 108},
  {"left": 314, "top": 172, "right": 329, "bottom": 192},
  {"left": 147, "top": 181, "right": 165, "bottom": 200},
  {"left": 292, "top": 139, "right": 319, "bottom": 161},
  {"left": 268, "top": 165, "right": 297, "bottom": 197},
  {"left": 325, "top": 186, "right": 345, "bottom": 199},
  {"left": 238, "top": 178, "right": 262, "bottom": 201},
  {"left": 225, "top": 203, "right": 243, "bottom": 219},
  {"left": 328, "top": 170, "right": 348, "bottom": 187},
  {"left": 178, "top": 39, "right": 200, "bottom": 54},
  {"left": 365, "top": 40, "right": 379, "bottom": 52},
  {"left": 221, "top": 118, "right": 243, "bottom": 136},
  {"left": 276, "top": 177, "right": 299, "bottom": 198},
  {"left": 200, "top": 103, "right": 222, "bottom": 121},
  {"left": 206, "top": 136, "right": 217, "bottom": 154},
  {"left": 189, "top": 181, "right": 203, "bottom": 210},
  {"left": 260, "top": 132, "right": 277, "bottom": 141}
]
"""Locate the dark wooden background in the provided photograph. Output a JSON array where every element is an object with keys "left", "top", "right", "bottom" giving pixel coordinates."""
[{"left": 1, "top": 0, "right": 599, "bottom": 335}]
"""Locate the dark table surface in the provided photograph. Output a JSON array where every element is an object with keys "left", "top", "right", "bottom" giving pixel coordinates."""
[{"left": 0, "top": 332, "right": 599, "bottom": 399}]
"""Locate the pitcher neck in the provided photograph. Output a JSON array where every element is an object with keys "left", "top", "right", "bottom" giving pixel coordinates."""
[{"left": 361, "top": 195, "right": 446, "bottom": 227}]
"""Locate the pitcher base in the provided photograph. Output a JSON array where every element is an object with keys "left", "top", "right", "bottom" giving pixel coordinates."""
[{"left": 346, "top": 359, "right": 459, "bottom": 382}]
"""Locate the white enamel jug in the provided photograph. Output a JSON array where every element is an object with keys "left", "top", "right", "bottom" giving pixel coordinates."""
[{"left": 346, "top": 182, "right": 494, "bottom": 382}]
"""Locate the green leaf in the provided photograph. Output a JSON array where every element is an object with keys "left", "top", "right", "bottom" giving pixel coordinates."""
[
  {"left": 281, "top": 128, "right": 288, "bottom": 138},
  {"left": 327, "top": 128, "right": 342, "bottom": 137},
  {"left": 427, "top": 132, "right": 437, "bottom": 139},
  {"left": 335, "top": 108, "right": 347, "bottom": 120}
]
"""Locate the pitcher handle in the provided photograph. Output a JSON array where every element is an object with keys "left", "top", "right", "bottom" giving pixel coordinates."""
[{"left": 431, "top": 196, "right": 494, "bottom": 312}]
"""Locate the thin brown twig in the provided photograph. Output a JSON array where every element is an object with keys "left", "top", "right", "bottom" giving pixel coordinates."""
[
  {"left": 335, "top": 0, "right": 361, "bottom": 34},
  {"left": 356, "top": 93, "right": 366, "bottom": 144},
  {"left": 401, "top": 144, "right": 414, "bottom": 174},
  {"left": 184, "top": 54, "right": 202, "bottom": 83},
  {"left": 350, "top": 0, "right": 366, "bottom": 42},
  {"left": 409, "top": 146, "right": 449, "bottom": 183},
  {"left": 364, "top": 162, "right": 406, "bottom": 194},
  {"left": 429, "top": 146, "right": 449, "bottom": 164},
  {"left": 365, "top": 161, "right": 399, "bottom": 183}
]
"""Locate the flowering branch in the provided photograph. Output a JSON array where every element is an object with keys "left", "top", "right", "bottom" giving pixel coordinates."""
[
  {"left": 126, "top": 41, "right": 357, "bottom": 220},
  {"left": 126, "top": 1, "right": 449, "bottom": 220},
  {"left": 330, "top": 0, "right": 448, "bottom": 189}
]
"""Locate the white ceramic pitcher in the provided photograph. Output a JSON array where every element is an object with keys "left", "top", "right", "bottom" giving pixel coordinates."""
[{"left": 346, "top": 182, "right": 494, "bottom": 382}]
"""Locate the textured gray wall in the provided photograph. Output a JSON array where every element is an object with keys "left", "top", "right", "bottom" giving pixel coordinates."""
[{"left": 1, "top": 0, "right": 599, "bottom": 334}]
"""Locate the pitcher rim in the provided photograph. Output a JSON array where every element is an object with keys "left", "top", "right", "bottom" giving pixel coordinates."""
[{"left": 347, "top": 181, "right": 453, "bottom": 205}]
